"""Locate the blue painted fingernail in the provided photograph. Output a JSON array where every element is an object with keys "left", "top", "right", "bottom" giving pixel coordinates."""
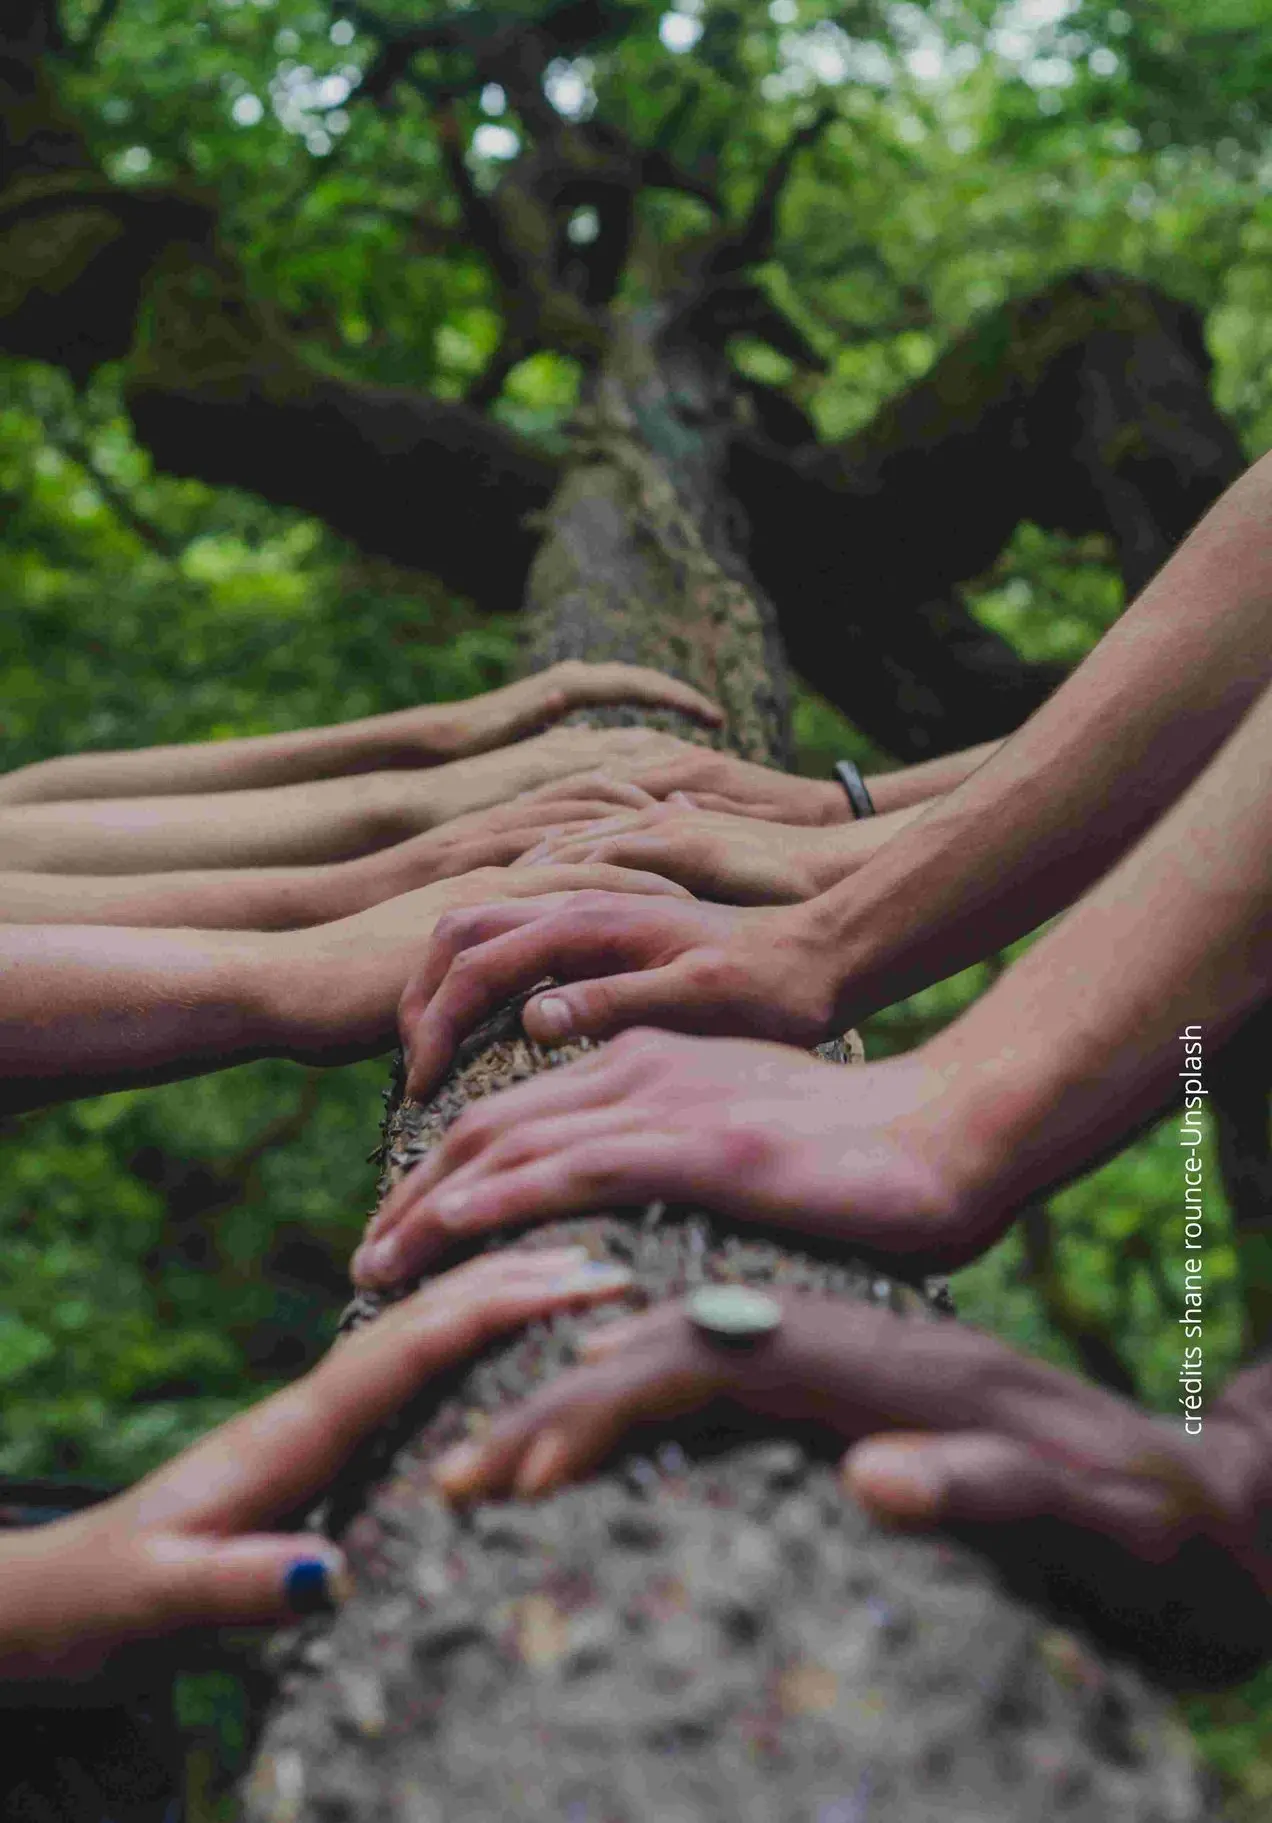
[{"left": 284, "top": 1557, "right": 346, "bottom": 1616}]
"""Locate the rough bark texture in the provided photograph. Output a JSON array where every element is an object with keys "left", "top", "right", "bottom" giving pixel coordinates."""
[{"left": 242, "top": 312, "right": 1213, "bottom": 1823}]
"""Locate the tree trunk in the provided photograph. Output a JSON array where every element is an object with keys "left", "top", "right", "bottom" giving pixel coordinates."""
[{"left": 243, "top": 310, "right": 1212, "bottom": 1823}]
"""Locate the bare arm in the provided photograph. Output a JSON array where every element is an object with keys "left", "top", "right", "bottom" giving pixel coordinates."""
[
  {"left": 862, "top": 738, "right": 1000, "bottom": 814},
  {"left": 376, "top": 678, "right": 1271, "bottom": 1287},
  {"left": 814, "top": 452, "right": 1272, "bottom": 1019},
  {"left": 393, "top": 448, "right": 1272, "bottom": 1070},
  {"left": 0, "top": 727, "right": 718, "bottom": 875},
  {"left": 0, "top": 782, "right": 668, "bottom": 928},
  {"left": 0, "top": 862, "right": 686, "bottom": 1114},
  {"left": 0, "top": 661, "right": 721, "bottom": 805}
]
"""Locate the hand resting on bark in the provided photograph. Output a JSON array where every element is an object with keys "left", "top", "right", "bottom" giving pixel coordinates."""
[
  {"left": 0, "top": 1251, "right": 631, "bottom": 1684},
  {"left": 365, "top": 675, "right": 1272, "bottom": 1286},
  {"left": 429, "top": 1292, "right": 1272, "bottom": 1689}
]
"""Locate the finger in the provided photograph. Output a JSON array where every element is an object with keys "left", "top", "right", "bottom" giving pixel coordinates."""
[
  {"left": 842, "top": 1432, "right": 1060, "bottom": 1527},
  {"left": 402, "top": 904, "right": 653, "bottom": 1097},
  {"left": 134, "top": 1532, "right": 354, "bottom": 1635},
  {"left": 506, "top": 863, "right": 691, "bottom": 901},
  {"left": 124, "top": 1248, "right": 635, "bottom": 1534},
  {"left": 353, "top": 1110, "right": 653, "bottom": 1286},
  {"left": 522, "top": 958, "right": 738, "bottom": 1047},
  {"left": 675, "top": 792, "right": 775, "bottom": 819},
  {"left": 562, "top": 664, "right": 722, "bottom": 726},
  {"left": 380, "top": 1130, "right": 752, "bottom": 1278},
  {"left": 372, "top": 1045, "right": 626, "bottom": 1217},
  {"left": 432, "top": 1325, "right": 722, "bottom": 1502},
  {"left": 528, "top": 774, "right": 658, "bottom": 812}
]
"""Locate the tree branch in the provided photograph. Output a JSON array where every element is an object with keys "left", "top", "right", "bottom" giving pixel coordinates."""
[{"left": 733, "top": 270, "right": 1246, "bottom": 756}]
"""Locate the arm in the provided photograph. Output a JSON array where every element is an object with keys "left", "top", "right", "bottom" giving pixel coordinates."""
[
  {"left": 861, "top": 738, "right": 1000, "bottom": 815},
  {"left": 395, "top": 449, "right": 1272, "bottom": 1075},
  {"left": 0, "top": 780, "right": 678, "bottom": 928},
  {"left": 368, "top": 676, "right": 1270, "bottom": 1285},
  {"left": 811, "top": 451, "right": 1272, "bottom": 1018},
  {"left": 0, "top": 862, "right": 687, "bottom": 1114},
  {"left": 0, "top": 726, "right": 722, "bottom": 875},
  {"left": 0, "top": 661, "right": 721, "bottom": 805},
  {"left": 0, "top": 1251, "right": 631, "bottom": 1682},
  {"left": 514, "top": 801, "right": 927, "bottom": 903},
  {"left": 428, "top": 1295, "right": 1272, "bottom": 1690}
]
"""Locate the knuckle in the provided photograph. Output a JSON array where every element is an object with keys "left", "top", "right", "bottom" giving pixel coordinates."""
[
  {"left": 689, "top": 949, "right": 744, "bottom": 999},
  {"left": 715, "top": 1125, "right": 779, "bottom": 1176},
  {"left": 433, "top": 909, "right": 476, "bottom": 948}
]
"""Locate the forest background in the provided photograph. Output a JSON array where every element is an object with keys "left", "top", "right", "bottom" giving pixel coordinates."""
[{"left": 2, "top": 0, "right": 1270, "bottom": 1811}]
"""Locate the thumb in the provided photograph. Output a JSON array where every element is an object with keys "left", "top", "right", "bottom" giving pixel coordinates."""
[
  {"left": 139, "top": 1534, "right": 351, "bottom": 1635},
  {"left": 523, "top": 961, "right": 731, "bottom": 1045},
  {"left": 841, "top": 1432, "right": 1058, "bottom": 1528}
]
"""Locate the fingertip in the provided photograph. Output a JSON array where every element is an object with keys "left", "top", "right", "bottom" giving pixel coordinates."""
[
  {"left": 513, "top": 1428, "right": 572, "bottom": 1497},
  {"left": 283, "top": 1552, "right": 354, "bottom": 1617},
  {"left": 432, "top": 1439, "right": 488, "bottom": 1502},
  {"left": 525, "top": 992, "right": 576, "bottom": 1043},
  {"left": 841, "top": 1437, "right": 945, "bottom": 1525}
]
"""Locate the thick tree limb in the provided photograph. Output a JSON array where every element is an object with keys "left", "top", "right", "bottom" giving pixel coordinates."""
[
  {"left": 245, "top": 306, "right": 1212, "bottom": 1823},
  {"left": 733, "top": 271, "right": 1246, "bottom": 756}
]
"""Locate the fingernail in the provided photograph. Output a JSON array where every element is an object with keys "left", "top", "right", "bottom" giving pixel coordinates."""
[
  {"left": 357, "top": 1236, "right": 402, "bottom": 1283},
  {"left": 532, "top": 995, "right": 572, "bottom": 1040},
  {"left": 284, "top": 1555, "right": 351, "bottom": 1616},
  {"left": 433, "top": 1191, "right": 469, "bottom": 1227},
  {"left": 433, "top": 1440, "right": 486, "bottom": 1496},
  {"left": 844, "top": 1443, "right": 945, "bottom": 1521},
  {"left": 550, "top": 1262, "right": 634, "bottom": 1292},
  {"left": 514, "top": 1429, "right": 570, "bottom": 1496}
]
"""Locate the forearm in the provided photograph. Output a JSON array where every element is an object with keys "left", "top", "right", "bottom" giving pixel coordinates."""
[
  {"left": 802, "top": 802, "right": 929, "bottom": 893},
  {"left": 812, "top": 454, "right": 1272, "bottom": 1013},
  {"left": 864, "top": 740, "right": 1001, "bottom": 815},
  {"left": 0, "top": 856, "right": 380, "bottom": 930},
  {"left": 0, "top": 772, "right": 417, "bottom": 874},
  {"left": 922, "top": 682, "right": 1272, "bottom": 1232},
  {"left": 0, "top": 925, "right": 299, "bottom": 1111},
  {"left": 0, "top": 712, "right": 442, "bottom": 807}
]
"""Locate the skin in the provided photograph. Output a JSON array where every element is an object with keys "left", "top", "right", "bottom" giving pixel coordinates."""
[
  {"left": 511, "top": 742, "right": 994, "bottom": 830},
  {"left": 514, "top": 800, "right": 926, "bottom": 903},
  {"left": 0, "top": 727, "right": 732, "bottom": 875},
  {"left": 359, "top": 677, "right": 1272, "bottom": 1286},
  {"left": 397, "top": 450, "right": 1272, "bottom": 1077},
  {"left": 0, "top": 660, "right": 722, "bottom": 805},
  {"left": 0, "top": 1249, "right": 633, "bottom": 1682},
  {"left": 428, "top": 1295, "right": 1272, "bottom": 1687},
  {"left": 0, "top": 779, "right": 669, "bottom": 929},
  {"left": 0, "top": 861, "right": 688, "bottom": 1115}
]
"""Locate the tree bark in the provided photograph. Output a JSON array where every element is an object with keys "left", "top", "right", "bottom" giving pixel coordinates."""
[{"left": 243, "top": 310, "right": 1213, "bottom": 1823}]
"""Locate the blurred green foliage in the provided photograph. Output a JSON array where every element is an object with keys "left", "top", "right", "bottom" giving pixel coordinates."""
[{"left": 5, "top": 0, "right": 1272, "bottom": 1809}]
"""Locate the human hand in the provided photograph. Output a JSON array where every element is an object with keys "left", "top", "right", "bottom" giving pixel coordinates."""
[
  {"left": 275, "top": 863, "right": 692, "bottom": 1067},
  {"left": 515, "top": 803, "right": 903, "bottom": 902},
  {"left": 346, "top": 778, "right": 674, "bottom": 909},
  {"left": 353, "top": 1032, "right": 981, "bottom": 1288},
  {"left": 397, "top": 892, "right": 844, "bottom": 1101},
  {"left": 410, "top": 727, "right": 734, "bottom": 829},
  {"left": 0, "top": 1249, "right": 632, "bottom": 1682},
  {"left": 407, "top": 661, "right": 721, "bottom": 761},
  {"left": 513, "top": 749, "right": 847, "bottom": 825},
  {"left": 429, "top": 1293, "right": 1272, "bottom": 1689}
]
